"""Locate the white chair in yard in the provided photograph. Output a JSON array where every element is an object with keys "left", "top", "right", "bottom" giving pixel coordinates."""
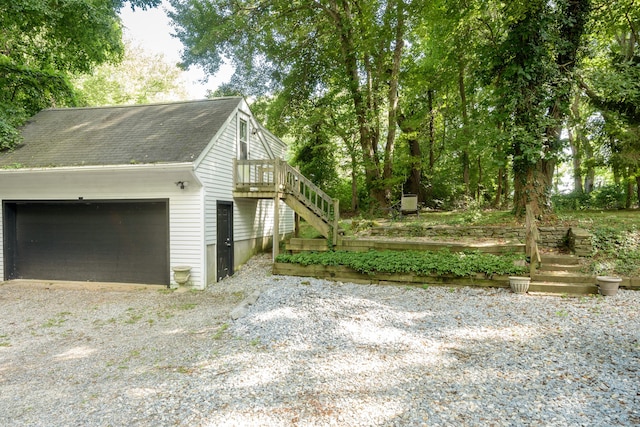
[{"left": 400, "top": 194, "right": 419, "bottom": 216}]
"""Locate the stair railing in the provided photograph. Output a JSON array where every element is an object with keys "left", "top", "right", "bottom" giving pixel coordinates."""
[
  {"left": 234, "top": 158, "right": 340, "bottom": 245},
  {"left": 277, "top": 160, "right": 340, "bottom": 245}
]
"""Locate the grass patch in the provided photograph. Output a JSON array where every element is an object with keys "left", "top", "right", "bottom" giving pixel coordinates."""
[
  {"left": 124, "top": 308, "right": 144, "bottom": 324},
  {"left": 42, "top": 312, "right": 72, "bottom": 328},
  {"left": 299, "top": 221, "right": 324, "bottom": 239},
  {"left": 175, "top": 303, "right": 197, "bottom": 311},
  {"left": 212, "top": 323, "right": 229, "bottom": 340},
  {"left": 156, "top": 311, "right": 174, "bottom": 320},
  {"left": 0, "top": 334, "right": 10, "bottom": 347}
]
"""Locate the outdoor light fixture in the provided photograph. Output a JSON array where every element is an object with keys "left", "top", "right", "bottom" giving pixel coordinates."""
[{"left": 175, "top": 181, "right": 189, "bottom": 190}]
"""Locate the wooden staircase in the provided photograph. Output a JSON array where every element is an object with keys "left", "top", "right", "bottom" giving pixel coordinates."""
[
  {"left": 530, "top": 254, "right": 597, "bottom": 295},
  {"left": 233, "top": 159, "right": 340, "bottom": 246}
]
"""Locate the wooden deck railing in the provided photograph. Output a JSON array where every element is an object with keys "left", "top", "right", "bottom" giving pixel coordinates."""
[
  {"left": 233, "top": 159, "right": 278, "bottom": 189},
  {"left": 234, "top": 159, "right": 339, "bottom": 244}
]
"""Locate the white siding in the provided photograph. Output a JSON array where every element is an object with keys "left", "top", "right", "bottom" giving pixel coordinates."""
[
  {"left": 169, "top": 190, "right": 205, "bottom": 289},
  {"left": 196, "top": 116, "right": 237, "bottom": 246},
  {"left": 0, "top": 165, "right": 206, "bottom": 289},
  {"left": 263, "top": 131, "right": 288, "bottom": 159},
  {"left": 279, "top": 199, "right": 295, "bottom": 236},
  {"left": 195, "top": 103, "right": 295, "bottom": 252}
]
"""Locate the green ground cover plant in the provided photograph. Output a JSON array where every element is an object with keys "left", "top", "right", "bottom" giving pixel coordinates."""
[
  {"left": 551, "top": 211, "right": 639, "bottom": 276},
  {"left": 297, "top": 209, "right": 639, "bottom": 277},
  {"left": 276, "top": 249, "right": 527, "bottom": 278},
  {"left": 345, "top": 209, "right": 639, "bottom": 277}
]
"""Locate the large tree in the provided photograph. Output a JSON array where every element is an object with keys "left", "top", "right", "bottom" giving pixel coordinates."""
[
  {"left": 487, "top": 0, "right": 591, "bottom": 217},
  {"left": 74, "top": 42, "right": 189, "bottom": 106},
  {"left": 169, "top": 0, "right": 423, "bottom": 207},
  {"left": 0, "top": 0, "right": 161, "bottom": 149},
  {"left": 169, "top": 0, "right": 640, "bottom": 215},
  {"left": 581, "top": 0, "right": 640, "bottom": 206}
]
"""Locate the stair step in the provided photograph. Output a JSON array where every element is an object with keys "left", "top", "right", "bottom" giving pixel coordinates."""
[
  {"left": 539, "top": 254, "right": 580, "bottom": 265},
  {"left": 528, "top": 281, "right": 597, "bottom": 295},
  {"left": 532, "top": 271, "right": 595, "bottom": 284},
  {"left": 537, "top": 263, "right": 583, "bottom": 272}
]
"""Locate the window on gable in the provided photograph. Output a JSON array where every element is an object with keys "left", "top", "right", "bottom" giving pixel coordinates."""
[{"left": 239, "top": 119, "right": 248, "bottom": 160}]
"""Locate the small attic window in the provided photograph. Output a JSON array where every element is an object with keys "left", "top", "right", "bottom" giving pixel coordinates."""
[{"left": 239, "top": 119, "right": 248, "bottom": 160}]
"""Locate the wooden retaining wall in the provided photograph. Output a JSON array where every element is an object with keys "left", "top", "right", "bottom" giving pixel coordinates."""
[
  {"left": 286, "top": 238, "right": 525, "bottom": 255},
  {"left": 369, "top": 225, "right": 592, "bottom": 254},
  {"left": 273, "top": 262, "right": 511, "bottom": 288},
  {"left": 273, "top": 262, "right": 640, "bottom": 291},
  {"left": 288, "top": 225, "right": 593, "bottom": 256}
]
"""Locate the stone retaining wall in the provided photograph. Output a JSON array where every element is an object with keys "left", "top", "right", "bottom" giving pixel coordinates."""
[{"left": 568, "top": 228, "right": 593, "bottom": 257}]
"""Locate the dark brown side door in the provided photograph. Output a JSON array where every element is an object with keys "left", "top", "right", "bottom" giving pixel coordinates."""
[{"left": 216, "top": 201, "right": 234, "bottom": 281}]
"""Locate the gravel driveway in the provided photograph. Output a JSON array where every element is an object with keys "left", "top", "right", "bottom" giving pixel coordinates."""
[{"left": 1, "top": 254, "right": 639, "bottom": 426}]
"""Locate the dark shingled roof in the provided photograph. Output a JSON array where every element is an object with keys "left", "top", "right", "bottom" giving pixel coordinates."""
[{"left": 0, "top": 97, "right": 243, "bottom": 168}]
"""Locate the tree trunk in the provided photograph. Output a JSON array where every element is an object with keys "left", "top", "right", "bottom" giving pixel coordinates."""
[
  {"left": 636, "top": 174, "right": 640, "bottom": 208},
  {"left": 567, "top": 123, "right": 584, "bottom": 193},
  {"left": 513, "top": 158, "right": 552, "bottom": 218},
  {"left": 513, "top": 0, "right": 589, "bottom": 218},
  {"left": 503, "top": 167, "right": 510, "bottom": 208},
  {"left": 332, "top": 1, "right": 387, "bottom": 207},
  {"left": 476, "top": 155, "right": 483, "bottom": 202},
  {"left": 626, "top": 174, "right": 633, "bottom": 209},
  {"left": 462, "top": 152, "right": 470, "bottom": 197},
  {"left": 458, "top": 62, "right": 470, "bottom": 196},
  {"left": 584, "top": 137, "right": 595, "bottom": 193},
  {"left": 568, "top": 126, "right": 584, "bottom": 194},
  {"left": 494, "top": 167, "right": 503, "bottom": 207},
  {"left": 382, "top": 1, "right": 404, "bottom": 201},
  {"left": 405, "top": 141, "right": 422, "bottom": 198},
  {"left": 351, "top": 153, "right": 359, "bottom": 212},
  {"left": 397, "top": 112, "right": 423, "bottom": 201},
  {"left": 428, "top": 89, "right": 436, "bottom": 169},
  {"left": 569, "top": 94, "right": 584, "bottom": 193}
]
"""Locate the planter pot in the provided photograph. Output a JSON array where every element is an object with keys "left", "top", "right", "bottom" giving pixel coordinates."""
[
  {"left": 172, "top": 265, "right": 192, "bottom": 287},
  {"left": 509, "top": 276, "right": 531, "bottom": 294},
  {"left": 596, "top": 276, "right": 622, "bottom": 296}
]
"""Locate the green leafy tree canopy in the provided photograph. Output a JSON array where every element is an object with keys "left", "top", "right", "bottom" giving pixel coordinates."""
[{"left": 0, "top": 0, "right": 161, "bottom": 149}]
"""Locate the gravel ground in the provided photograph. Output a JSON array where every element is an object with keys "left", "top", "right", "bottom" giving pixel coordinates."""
[{"left": 1, "top": 254, "right": 639, "bottom": 426}]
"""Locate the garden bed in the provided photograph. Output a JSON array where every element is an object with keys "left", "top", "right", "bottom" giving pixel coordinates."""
[{"left": 274, "top": 249, "right": 526, "bottom": 289}]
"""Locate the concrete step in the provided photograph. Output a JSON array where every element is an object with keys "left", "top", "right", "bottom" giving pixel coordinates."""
[
  {"left": 537, "top": 263, "right": 583, "bottom": 272},
  {"left": 532, "top": 271, "right": 595, "bottom": 284},
  {"left": 539, "top": 254, "right": 580, "bottom": 265},
  {"left": 528, "top": 281, "right": 598, "bottom": 295}
]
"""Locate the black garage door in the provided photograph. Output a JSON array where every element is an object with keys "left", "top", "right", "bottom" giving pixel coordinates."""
[{"left": 3, "top": 200, "right": 169, "bottom": 285}]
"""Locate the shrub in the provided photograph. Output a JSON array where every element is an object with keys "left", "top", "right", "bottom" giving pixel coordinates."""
[
  {"left": 552, "top": 191, "right": 592, "bottom": 211},
  {"left": 591, "top": 185, "right": 625, "bottom": 210},
  {"left": 552, "top": 185, "right": 626, "bottom": 211}
]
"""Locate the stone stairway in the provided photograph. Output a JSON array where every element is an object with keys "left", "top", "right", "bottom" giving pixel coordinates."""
[{"left": 530, "top": 254, "right": 597, "bottom": 295}]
